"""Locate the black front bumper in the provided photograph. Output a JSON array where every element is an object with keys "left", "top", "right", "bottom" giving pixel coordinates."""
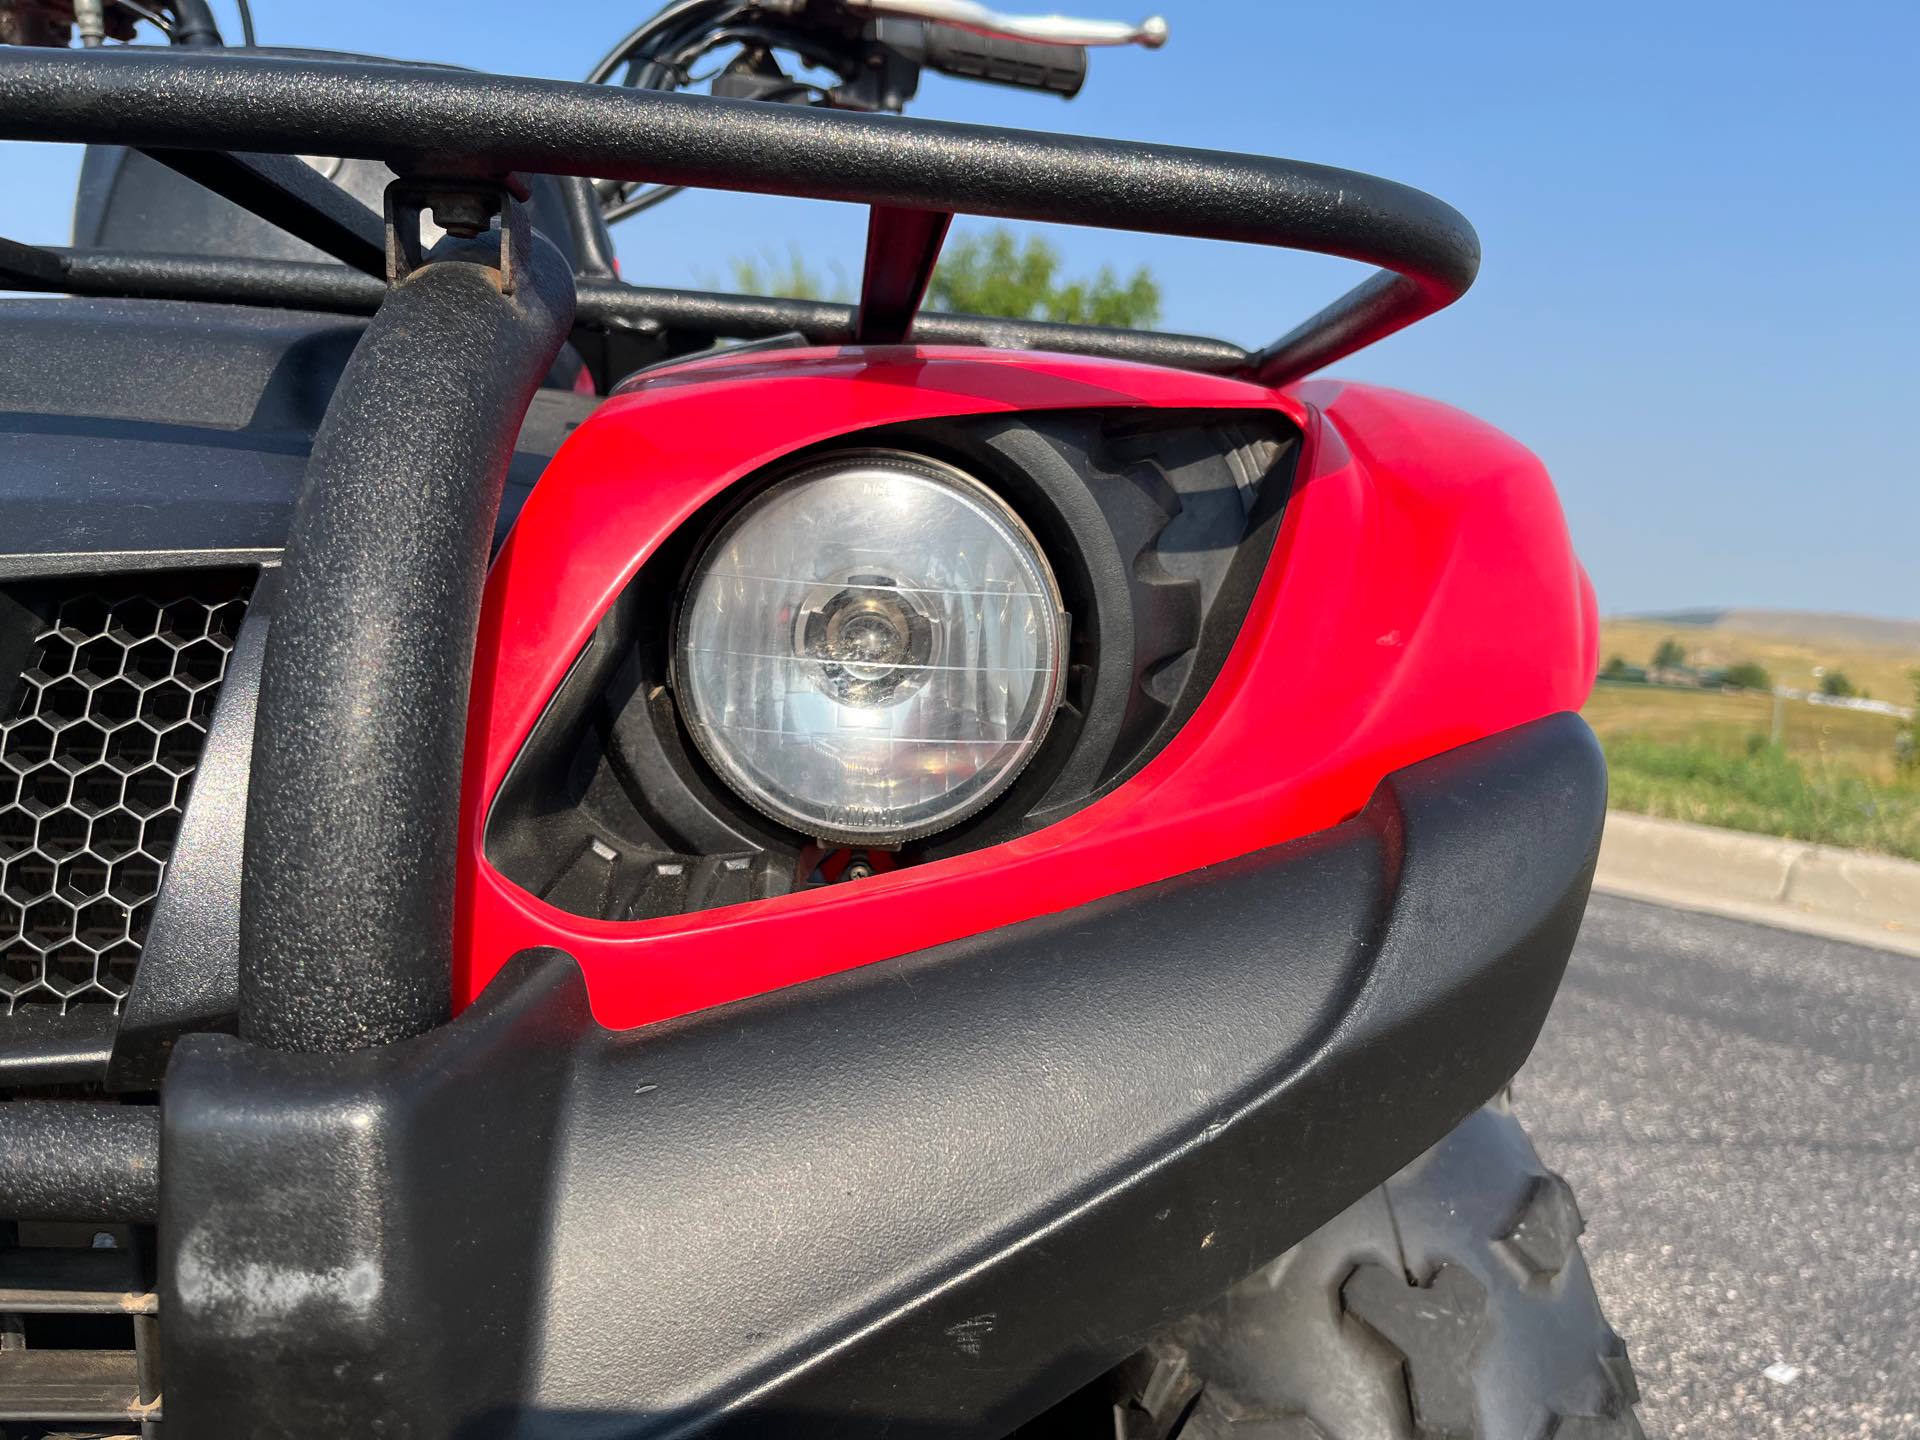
[{"left": 137, "top": 710, "right": 1604, "bottom": 1436}]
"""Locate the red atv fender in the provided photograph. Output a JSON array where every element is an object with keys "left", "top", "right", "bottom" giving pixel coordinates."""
[{"left": 458, "top": 349, "right": 1596, "bottom": 1026}]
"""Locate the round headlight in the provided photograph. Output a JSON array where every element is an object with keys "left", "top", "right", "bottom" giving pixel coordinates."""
[{"left": 674, "top": 451, "right": 1067, "bottom": 845}]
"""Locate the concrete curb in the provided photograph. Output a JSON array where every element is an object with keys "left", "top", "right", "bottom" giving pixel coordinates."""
[{"left": 1593, "top": 811, "right": 1920, "bottom": 957}]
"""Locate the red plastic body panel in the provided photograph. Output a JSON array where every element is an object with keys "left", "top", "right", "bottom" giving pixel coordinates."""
[{"left": 457, "top": 347, "right": 1597, "bottom": 1029}]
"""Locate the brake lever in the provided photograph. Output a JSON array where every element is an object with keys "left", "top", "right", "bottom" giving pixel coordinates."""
[{"left": 843, "top": 0, "right": 1167, "bottom": 48}]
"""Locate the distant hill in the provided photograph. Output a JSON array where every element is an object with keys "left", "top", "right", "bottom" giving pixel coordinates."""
[
  {"left": 1601, "top": 610, "right": 1920, "bottom": 703},
  {"left": 1630, "top": 609, "right": 1920, "bottom": 652}
]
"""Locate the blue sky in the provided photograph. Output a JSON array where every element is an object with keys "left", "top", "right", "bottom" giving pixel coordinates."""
[{"left": 6, "top": 0, "right": 1916, "bottom": 618}]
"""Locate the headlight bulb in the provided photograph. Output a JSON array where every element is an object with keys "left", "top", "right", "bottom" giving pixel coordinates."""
[{"left": 673, "top": 451, "right": 1066, "bottom": 845}]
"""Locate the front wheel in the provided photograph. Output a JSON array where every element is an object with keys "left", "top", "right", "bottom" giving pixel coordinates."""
[{"left": 1117, "top": 1098, "right": 1644, "bottom": 1440}]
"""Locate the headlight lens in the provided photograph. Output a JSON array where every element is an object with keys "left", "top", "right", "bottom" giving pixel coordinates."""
[{"left": 674, "top": 451, "right": 1067, "bottom": 844}]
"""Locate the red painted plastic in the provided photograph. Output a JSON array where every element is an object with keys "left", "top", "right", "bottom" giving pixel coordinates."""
[{"left": 457, "top": 347, "right": 1597, "bottom": 1029}]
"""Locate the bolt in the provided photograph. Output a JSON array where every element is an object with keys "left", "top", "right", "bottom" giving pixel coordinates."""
[{"left": 429, "top": 191, "right": 495, "bottom": 239}]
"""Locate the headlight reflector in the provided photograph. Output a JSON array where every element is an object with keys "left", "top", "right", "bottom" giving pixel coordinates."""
[{"left": 674, "top": 452, "right": 1066, "bottom": 844}]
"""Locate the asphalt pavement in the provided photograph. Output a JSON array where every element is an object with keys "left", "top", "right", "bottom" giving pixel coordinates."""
[{"left": 1516, "top": 893, "right": 1919, "bottom": 1438}]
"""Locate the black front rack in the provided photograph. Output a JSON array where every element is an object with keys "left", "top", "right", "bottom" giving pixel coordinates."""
[
  {"left": 0, "top": 41, "right": 1486, "bottom": 1207},
  {"left": 0, "top": 47, "right": 1479, "bottom": 388}
]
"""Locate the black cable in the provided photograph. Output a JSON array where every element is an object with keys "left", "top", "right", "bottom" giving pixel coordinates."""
[
  {"left": 114, "top": 0, "right": 175, "bottom": 35},
  {"left": 598, "top": 15, "right": 833, "bottom": 225},
  {"left": 593, "top": 10, "right": 734, "bottom": 222},
  {"left": 585, "top": 0, "right": 732, "bottom": 84},
  {"left": 602, "top": 182, "right": 685, "bottom": 225},
  {"left": 234, "top": 0, "right": 255, "bottom": 46}
]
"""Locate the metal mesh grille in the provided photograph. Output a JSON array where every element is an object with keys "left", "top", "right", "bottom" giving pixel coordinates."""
[{"left": 0, "top": 576, "right": 250, "bottom": 1013}]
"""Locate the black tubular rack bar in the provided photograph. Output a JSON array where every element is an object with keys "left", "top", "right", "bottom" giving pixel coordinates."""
[{"left": 0, "top": 48, "right": 1480, "bottom": 386}]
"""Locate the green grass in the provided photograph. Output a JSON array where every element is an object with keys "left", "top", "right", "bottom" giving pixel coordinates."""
[
  {"left": 1596, "top": 727, "right": 1920, "bottom": 861},
  {"left": 1583, "top": 683, "right": 1905, "bottom": 778},
  {"left": 1584, "top": 629, "right": 1920, "bottom": 858}
]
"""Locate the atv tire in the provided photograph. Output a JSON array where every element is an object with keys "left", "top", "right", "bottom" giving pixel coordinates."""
[{"left": 1117, "top": 1098, "right": 1644, "bottom": 1440}]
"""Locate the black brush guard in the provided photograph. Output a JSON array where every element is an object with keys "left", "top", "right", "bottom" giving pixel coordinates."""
[{"left": 0, "top": 50, "right": 1604, "bottom": 1436}]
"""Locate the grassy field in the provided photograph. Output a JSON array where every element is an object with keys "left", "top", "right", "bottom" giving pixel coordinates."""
[
  {"left": 1599, "top": 618, "right": 1919, "bottom": 702},
  {"left": 1583, "top": 684, "right": 1920, "bottom": 859}
]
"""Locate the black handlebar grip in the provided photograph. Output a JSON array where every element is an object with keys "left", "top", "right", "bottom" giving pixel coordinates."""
[{"left": 921, "top": 28, "right": 1087, "bottom": 98}]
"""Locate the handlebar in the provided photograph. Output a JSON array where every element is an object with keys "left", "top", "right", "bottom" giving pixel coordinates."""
[
  {"left": 845, "top": 0, "right": 1167, "bottom": 49},
  {"left": 583, "top": 0, "right": 1168, "bottom": 222},
  {"left": 919, "top": 24, "right": 1088, "bottom": 96}
]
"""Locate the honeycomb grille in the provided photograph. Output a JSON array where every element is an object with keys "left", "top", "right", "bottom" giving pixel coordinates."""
[{"left": 0, "top": 576, "right": 251, "bottom": 1014}]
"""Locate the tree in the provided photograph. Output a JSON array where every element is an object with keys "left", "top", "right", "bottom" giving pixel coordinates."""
[
  {"left": 1723, "top": 661, "right": 1771, "bottom": 691},
  {"left": 727, "top": 248, "right": 846, "bottom": 301},
  {"left": 727, "top": 226, "right": 1163, "bottom": 330},
  {"left": 1601, "top": 654, "right": 1629, "bottom": 679},
  {"left": 926, "top": 229, "right": 1161, "bottom": 329},
  {"left": 1651, "top": 638, "right": 1686, "bottom": 669},
  {"left": 1820, "top": 670, "right": 1856, "bottom": 698}
]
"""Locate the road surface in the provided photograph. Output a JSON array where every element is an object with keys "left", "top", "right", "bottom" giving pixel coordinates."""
[{"left": 1517, "top": 893, "right": 1919, "bottom": 1438}]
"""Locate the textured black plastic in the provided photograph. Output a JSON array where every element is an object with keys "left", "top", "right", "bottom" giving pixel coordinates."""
[
  {"left": 160, "top": 713, "right": 1603, "bottom": 1435},
  {"left": 106, "top": 572, "right": 275, "bottom": 1090},
  {"left": 0, "top": 297, "right": 349, "bottom": 583},
  {"left": 0, "top": 1101, "right": 158, "bottom": 1222},
  {"left": 917, "top": 412, "right": 1295, "bottom": 819},
  {"left": 138, "top": 146, "right": 388, "bottom": 276},
  {"left": 0, "top": 297, "right": 597, "bottom": 576},
  {"left": 0, "top": 47, "right": 1479, "bottom": 386},
  {"left": 0, "top": 294, "right": 365, "bottom": 431},
  {"left": 0, "top": 1005, "right": 115, "bottom": 1088},
  {"left": 236, "top": 233, "right": 576, "bottom": 1053},
  {"left": 77, "top": 143, "right": 590, "bottom": 277}
]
